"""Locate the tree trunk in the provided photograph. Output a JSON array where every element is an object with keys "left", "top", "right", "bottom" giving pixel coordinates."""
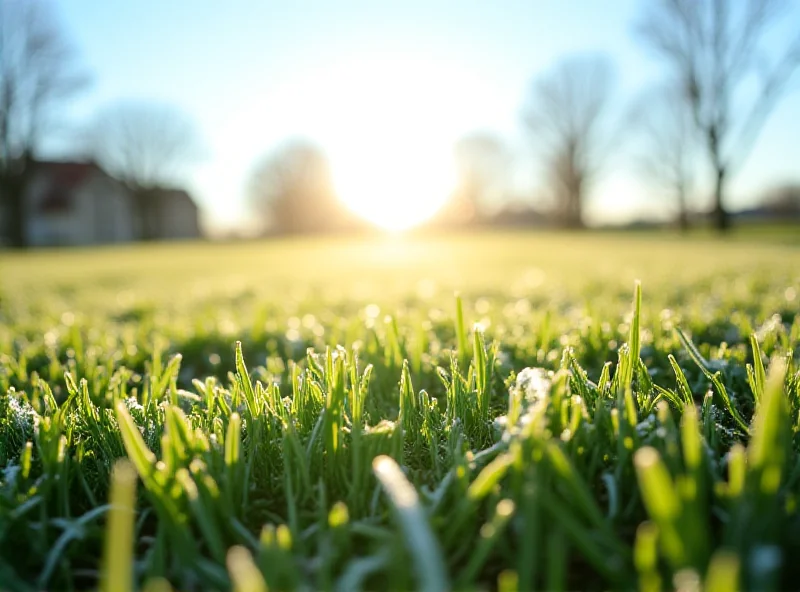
[
  {"left": 9, "top": 190, "right": 27, "bottom": 248},
  {"left": 1, "top": 157, "right": 32, "bottom": 248},
  {"left": 564, "top": 181, "right": 584, "bottom": 229},
  {"left": 677, "top": 209, "right": 689, "bottom": 232},
  {"left": 3, "top": 184, "right": 28, "bottom": 248},
  {"left": 712, "top": 167, "right": 730, "bottom": 232},
  {"left": 676, "top": 184, "right": 690, "bottom": 232}
]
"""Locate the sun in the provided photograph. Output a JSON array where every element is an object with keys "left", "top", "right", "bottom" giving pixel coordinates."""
[
  {"left": 322, "top": 58, "right": 460, "bottom": 231},
  {"left": 333, "top": 140, "right": 457, "bottom": 231}
]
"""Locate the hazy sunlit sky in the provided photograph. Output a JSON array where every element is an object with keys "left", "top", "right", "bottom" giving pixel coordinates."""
[{"left": 48, "top": 0, "right": 800, "bottom": 232}]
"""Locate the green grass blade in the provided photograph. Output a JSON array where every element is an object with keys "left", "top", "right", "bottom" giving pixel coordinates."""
[
  {"left": 227, "top": 545, "right": 267, "bottom": 592},
  {"left": 114, "top": 401, "right": 157, "bottom": 486},
  {"left": 455, "top": 293, "right": 468, "bottom": 367},
  {"left": 748, "top": 358, "right": 789, "bottom": 491},
  {"left": 634, "top": 522, "right": 661, "bottom": 592},
  {"left": 668, "top": 355, "right": 694, "bottom": 407},
  {"left": 705, "top": 550, "right": 739, "bottom": 592},
  {"left": 226, "top": 412, "right": 242, "bottom": 466},
  {"left": 634, "top": 446, "right": 685, "bottom": 569},
  {"left": 628, "top": 280, "right": 642, "bottom": 383},
  {"left": 749, "top": 334, "right": 767, "bottom": 404},
  {"left": 456, "top": 499, "right": 515, "bottom": 587},
  {"left": 467, "top": 452, "right": 514, "bottom": 502},
  {"left": 372, "top": 455, "right": 449, "bottom": 592},
  {"left": 675, "top": 328, "right": 749, "bottom": 434},
  {"left": 101, "top": 460, "right": 137, "bottom": 592},
  {"left": 234, "top": 341, "right": 258, "bottom": 419}
]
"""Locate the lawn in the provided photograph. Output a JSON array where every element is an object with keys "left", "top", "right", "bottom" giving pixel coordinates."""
[{"left": 1, "top": 230, "right": 799, "bottom": 591}]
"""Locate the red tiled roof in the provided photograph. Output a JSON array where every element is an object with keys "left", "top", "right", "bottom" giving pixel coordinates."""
[
  {"left": 34, "top": 161, "right": 100, "bottom": 189},
  {"left": 33, "top": 161, "right": 104, "bottom": 214}
]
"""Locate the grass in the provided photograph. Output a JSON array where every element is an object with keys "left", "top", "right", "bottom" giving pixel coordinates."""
[{"left": 0, "top": 229, "right": 799, "bottom": 591}]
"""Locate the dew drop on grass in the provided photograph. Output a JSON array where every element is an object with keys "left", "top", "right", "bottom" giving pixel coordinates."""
[{"left": 750, "top": 545, "right": 782, "bottom": 578}]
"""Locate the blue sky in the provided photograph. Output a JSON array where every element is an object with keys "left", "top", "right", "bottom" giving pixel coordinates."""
[{"left": 48, "top": 1, "right": 800, "bottom": 231}]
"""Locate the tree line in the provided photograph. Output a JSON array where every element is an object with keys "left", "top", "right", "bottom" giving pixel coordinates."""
[
  {"left": 2, "top": 0, "right": 798, "bottom": 246},
  {"left": 249, "top": 0, "right": 800, "bottom": 235}
]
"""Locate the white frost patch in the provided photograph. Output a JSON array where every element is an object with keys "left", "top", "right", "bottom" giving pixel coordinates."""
[
  {"left": 494, "top": 367, "right": 553, "bottom": 440},
  {"left": 515, "top": 367, "right": 552, "bottom": 406},
  {"left": 124, "top": 396, "right": 143, "bottom": 414},
  {"left": 8, "top": 396, "right": 36, "bottom": 423}
]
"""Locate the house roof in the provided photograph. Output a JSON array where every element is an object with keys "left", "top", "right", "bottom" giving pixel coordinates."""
[
  {"left": 143, "top": 187, "right": 199, "bottom": 214},
  {"left": 34, "top": 160, "right": 104, "bottom": 187},
  {"left": 162, "top": 188, "right": 195, "bottom": 205},
  {"left": 32, "top": 161, "right": 106, "bottom": 214},
  {"left": 30, "top": 161, "right": 199, "bottom": 216}
]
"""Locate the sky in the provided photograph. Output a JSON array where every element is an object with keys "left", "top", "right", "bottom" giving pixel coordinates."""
[{"left": 45, "top": 0, "right": 800, "bottom": 232}]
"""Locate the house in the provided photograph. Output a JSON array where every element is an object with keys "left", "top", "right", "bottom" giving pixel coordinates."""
[
  {"left": 136, "top": 187, "right": 201, "bottom": 241},
  {"left": 2, "top": 160, "right": 202, "bottom": 247},
  {"left": 22, "top": 161, "right": 135, "bottom": 247}
]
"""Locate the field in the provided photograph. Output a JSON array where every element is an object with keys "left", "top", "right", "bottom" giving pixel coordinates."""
[{"left": 1, "top": 229, "right": 799, "bottom": 591}]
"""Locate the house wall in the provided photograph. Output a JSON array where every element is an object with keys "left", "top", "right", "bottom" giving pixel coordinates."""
[
  {"left": 19, "top": 165, "right": 201, "bottom": 247},
  {"left": 86, "top": 175, "right": 136, "bottom": 244},
  {"left": 26, "top": 171, "right": 137, "bottom": 247},
  {"left": 159, "top": 193, "right": 200, "bottom": 239},
  {"left": 26, "top": 174, "right": 85, "bottom": 247}
]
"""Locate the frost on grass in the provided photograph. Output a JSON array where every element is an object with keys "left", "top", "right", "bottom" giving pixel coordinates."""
[
  {"left": 2, "top": 234, "right": 799, "bottom": 590},
  {"left": 1, "top": 393, "right": 37, "bottom": 457},
  {"left": 493, "top": 366, "right": 552, "bottom": 440},
  {"left": 514, "top": 367, "right": 552, "bottom": 406},
  {"left": 123, "top": 395, "right": 144, "bottom": 418}
]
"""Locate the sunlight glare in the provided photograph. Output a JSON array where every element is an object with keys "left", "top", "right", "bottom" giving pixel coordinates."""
[
  {"left": 325, "top": 59, "right": 459, "bottom": 231},
  {"left": 334, "top": 142, "right": 456, "bottom": 231}
]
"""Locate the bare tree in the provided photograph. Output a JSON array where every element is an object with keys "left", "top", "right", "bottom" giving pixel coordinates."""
[
  {"left": 638, "top": 0, "right": 800, "bottom": 232},
  {"left": 0, "top": 0, "right": 88, "bottom": 247},
  {"left": 248, "top": 140, "right": 342, "bottom": 235},
  {"left": 632, "top": 85, "right": 698, "bottom": 231},
  {"left": 452, "top": 132, "right": 510, "bottom": 222},
  {"left": 523, "top": 55, "right": 614, "bottom": 228},
  {"left": 89, "top": 101, "right": 200, "bottom": 239}
]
